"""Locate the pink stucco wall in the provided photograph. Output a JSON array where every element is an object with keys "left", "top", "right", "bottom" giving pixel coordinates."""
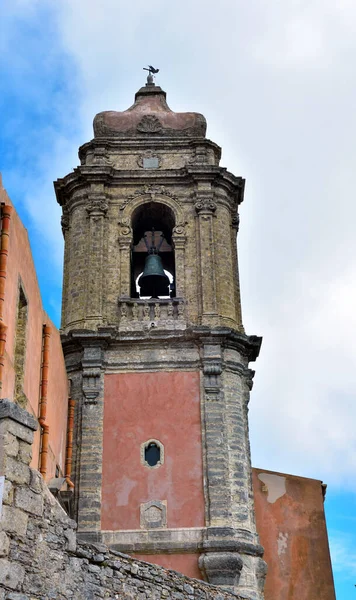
[{"left": 102, "top": 371, "right": 205, "bottom": 531}]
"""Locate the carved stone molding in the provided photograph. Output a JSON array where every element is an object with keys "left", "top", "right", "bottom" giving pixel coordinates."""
[
  {"left": 118, "top": 298, "right": 186, "bottom": 328},
  {"left": 92, "top": 146, "right": 112, "bottom": 166},
  {"left": 203, "top": 361, "right": 223, "bottom": 399},
  {"left": 86, "top": 194, "right": 108, "bottom": 217},
  {"left": 244, "top": 368, "right": 256, "bottom": 392},
  {"left": 117, "top": 216, "right": 132, "bottom": 237},
  {"left": 61, "top": 210, "right": 70, "bottom": 234},
  {"left": 82, "top": 368, "right": 101, "bottom": 404},
  {"left": 124, "top": 185, "right": 177, "bottom": 207},
  {"left": 137, "top": 150, "right": 161, "bottom": 169},
  {"left": 140, "top": 500, "right": 167, "bottom": 529},
  {"left": 188, "top": 146, "right": 208, "bottom": 165},
  {"left": 172, "top": 222, "right": 186, "bottom": 236},
  {"left": 199, "top": 552, "right": 243, "bottom": 588},
  {"left": 81, "top": 346, "right": 104, "bottom": 404},
  {"left": 137, "top": 115, "right": 163, "bottom": 134},
  {"left": 195, "top": 200, "right": 217, "bottom": 215},
  {"left": 232, "top": 213, "right": 240, "bottom": 232}
]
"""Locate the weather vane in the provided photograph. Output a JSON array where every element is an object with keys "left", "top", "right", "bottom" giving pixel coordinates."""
[{"left": 143, "top": 65, "right": 159, "bottom": 85}]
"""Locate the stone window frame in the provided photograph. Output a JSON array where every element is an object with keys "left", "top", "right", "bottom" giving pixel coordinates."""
[{"left": 140, "top": 438, "right": 164, "bottom": 469}]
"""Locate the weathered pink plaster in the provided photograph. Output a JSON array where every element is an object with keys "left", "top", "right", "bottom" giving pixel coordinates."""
[{"left": 101, "top": 371, "right": 205, "bottom": 530}]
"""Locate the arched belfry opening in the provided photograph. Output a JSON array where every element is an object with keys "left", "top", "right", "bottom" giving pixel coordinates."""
[{"left": 131, "top": 202, "right": 176, "bottom": 298}]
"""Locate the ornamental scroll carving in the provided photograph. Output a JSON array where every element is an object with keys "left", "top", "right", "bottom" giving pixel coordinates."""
[
  {"left": 86, "top": 195, "right": 108, "bottom": 216},
  {"left": 61, "top": 211, "right": 70, "bottom": 234},
  {"left": 232, "top": 213, "right": 240, "bottom": 232},
  {"left": 195, "top": 200, "right": 217, "bottom": 215},
  {"left": 172, "top": 222, "right": 186, "bottom": 236},
  {"left": 118, "top": 217, "right": 132, "bottom": 236},
  {"left": 121, "top": 185, "right": 177, "bottom": 211},
  {"left": 137, "top": 115, "right": 163, "bottom": 134}
]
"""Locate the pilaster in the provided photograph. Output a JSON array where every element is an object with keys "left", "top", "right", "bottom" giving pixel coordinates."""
[
  {"left": 76, "top": 341, "right": 106, "bottom": 539},
  {"left": 85, "top": 190, "right": 108, "bottom": 327},
  {"left": 195, "top": 191, "right": 218, "bottom": 326}
]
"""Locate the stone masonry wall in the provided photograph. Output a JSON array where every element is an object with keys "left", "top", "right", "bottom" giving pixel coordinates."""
[{"left": 0, "top": 399, "right": 243, "bottom": 600}]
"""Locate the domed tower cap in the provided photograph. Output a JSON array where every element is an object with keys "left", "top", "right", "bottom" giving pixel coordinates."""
[{"left": 93, "top": 81, "right": 207, "bottom": 139}]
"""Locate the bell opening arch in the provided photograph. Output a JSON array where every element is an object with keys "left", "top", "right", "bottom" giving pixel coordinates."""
[{"left": 130, "top": 201, "right": 176, "bottom": 298}]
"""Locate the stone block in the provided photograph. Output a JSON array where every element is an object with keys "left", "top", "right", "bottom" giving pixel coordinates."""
[
  {"left": 3, "top": 480, "right": 13, "bottom": 505},
  {"left": 18, "top": 441, "right": 32, "bottom": 465},
  {"left": 29, "top": 469, "right": 43, "bottom": 494},
  {"left": 0, "top": 419, "right": 34, "bottom": 445},
  {"left": 4, "top": 457, "right": 30, "bottom": 485},
  {"left": 0, "top": 558, "right": 25, "bottom": 590},
  {"left": 0, "top": 400, "right": 37, "bottom": 432},
  {"left": 1, "top": 505, "right": 28, "bottom": 536},
  {"left": 14, "top": 486, "right": 43, "bottom": 516},
  {"left": 64, "top": 528, "right": 77, "bottom": 552},
  {"left": 2, "top": 432, "right": 19, "bottom": 458},
  {"left": 0, "top": 531, "right": 9, "bottom": 557}
]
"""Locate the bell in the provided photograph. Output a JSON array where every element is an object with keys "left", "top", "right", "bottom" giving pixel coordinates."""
[{"left": 138, "top": 253, "right": 170, "bottom": 298}]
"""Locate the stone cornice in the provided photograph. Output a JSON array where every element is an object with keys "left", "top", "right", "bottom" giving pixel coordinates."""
[
  {"left": 61, "top": 326, "right": 262, "bottom": 362},
  {"left": 55, "top": 165, "right": 245, "bottom": 208},
  {"left": 78, "top": 137, "right": 222, "bottom": 161},
  {"left": 100, "top": 526, "right": 264, "bottom": 557}
]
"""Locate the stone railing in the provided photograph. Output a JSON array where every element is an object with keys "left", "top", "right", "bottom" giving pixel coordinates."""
[
  {"left": 118, "top": 297, "right": 186, "bottom": 331},
  {"left": 0, "top": 398, "right": 242, "bottom": 600}
]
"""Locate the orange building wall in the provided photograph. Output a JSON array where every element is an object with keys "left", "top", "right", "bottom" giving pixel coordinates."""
[
  {"left": 1, "top": 176, "right": 69, "bottom": 480},
  {"left": 102, "top": 371, "right": 205, "bottom": 531},
  {"left": 252, "top": 468, "right": 336, "bottom": 600}
]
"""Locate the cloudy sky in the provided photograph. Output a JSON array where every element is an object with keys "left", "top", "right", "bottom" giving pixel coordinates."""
[{"left": 1, "top": 1, "right": 355, "bottom": 596}]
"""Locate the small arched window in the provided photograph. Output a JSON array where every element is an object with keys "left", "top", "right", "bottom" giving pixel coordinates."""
[
  {"left": 141, "top": 439, "right": 164, "bottom": 469},
  {"left": 145, "top": 442, "right": 160, "bottom": 467}
]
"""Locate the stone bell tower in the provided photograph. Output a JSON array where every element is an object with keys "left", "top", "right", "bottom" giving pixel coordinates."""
[{"left": 55, "top": 75, "right": 266, "bottom": 599}]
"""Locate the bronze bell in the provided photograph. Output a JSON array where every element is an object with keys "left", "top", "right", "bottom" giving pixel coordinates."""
[{"left": 138, "top": 253, "right": 170, "bottom": 298}]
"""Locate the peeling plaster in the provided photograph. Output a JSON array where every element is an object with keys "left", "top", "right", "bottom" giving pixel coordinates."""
[
  {"left": 258, "top": 473, "right": 286, "bottom": 503},
  {"left": 277, "top": 531, "right": 289, "bottom": 556}
]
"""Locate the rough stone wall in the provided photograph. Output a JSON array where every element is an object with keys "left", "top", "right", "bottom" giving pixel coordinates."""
[{"left": 0, "top": 398, "right": 243, "bottom": 600}]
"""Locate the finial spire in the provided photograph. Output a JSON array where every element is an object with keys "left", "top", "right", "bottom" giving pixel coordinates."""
[{"left": 143, "top": 65, "right": 159, "bottom": 86}]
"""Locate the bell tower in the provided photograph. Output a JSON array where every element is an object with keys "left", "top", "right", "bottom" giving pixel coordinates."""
[{"left": 55, "top": 76, "right": 266, "bottom": 599}]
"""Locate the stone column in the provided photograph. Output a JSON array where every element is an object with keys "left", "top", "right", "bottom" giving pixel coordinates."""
[
  {"left": 85, "top": 191, "right": 108, "bottom": 326},
  {"left": 195, "top": 194, "right": 218, "bottom": 326}
]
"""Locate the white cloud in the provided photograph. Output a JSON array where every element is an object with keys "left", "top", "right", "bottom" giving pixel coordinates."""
[{"left": 329, "top": 530, "right": 356, "bottom": 577}]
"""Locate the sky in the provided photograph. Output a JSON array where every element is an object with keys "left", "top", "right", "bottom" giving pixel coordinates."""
[{"left": 1, "top": 0, "right": 355, "bottom": 596}]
